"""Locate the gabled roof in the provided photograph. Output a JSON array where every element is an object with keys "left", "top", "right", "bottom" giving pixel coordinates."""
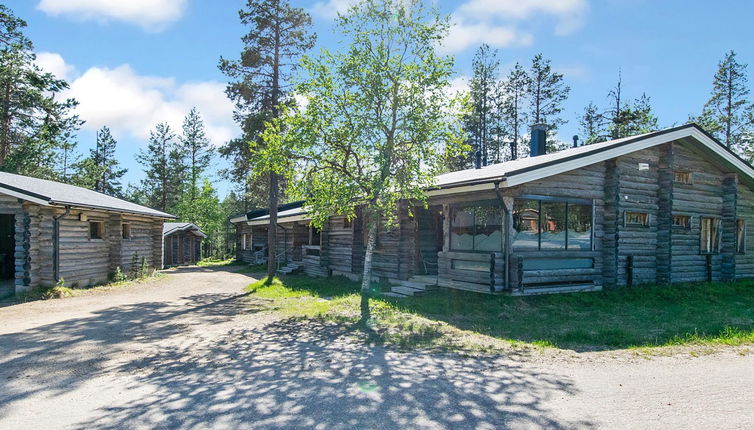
[
  {"left": 248, "top": 204, "right": 310, "bottom": 225},
  {"left": 163, "top": 222, "right": 207, "bottom": 238},
  {"left": 0, "top": 172, "right": 174, "bottom": 218},
  {"left": 430, "top": 123, "right": 754, "bottom": 196}
]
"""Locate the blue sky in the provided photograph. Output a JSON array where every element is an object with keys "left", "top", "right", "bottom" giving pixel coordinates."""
[{"left": 7, "top": 0, "right": 754, "bottom": 198}]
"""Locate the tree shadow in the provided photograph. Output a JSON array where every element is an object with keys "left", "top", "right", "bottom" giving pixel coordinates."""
[
  {"left": 76, "top": 318, "right": 593, "bottom": 429},
  {"left": 0, "top": 288, "right": 264, "bottom": 420}
]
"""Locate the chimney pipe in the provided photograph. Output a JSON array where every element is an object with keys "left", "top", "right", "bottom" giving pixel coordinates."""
[
  {"left": 572, "top": 135, "right": 579, "bottom": 148},
  {"left": 474, "top": 150, "right": 482, "bottom": 169},
  {"left": 530, "top": 123, "right": 547, "bottom": 157}
]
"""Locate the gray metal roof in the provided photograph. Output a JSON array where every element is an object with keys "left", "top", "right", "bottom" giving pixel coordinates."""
[
  {"left": 0, "top": 172, "right": 174, "bottom": 218},
  {"left": 163, "top": 222, "right": 207, "bottom": 237}
]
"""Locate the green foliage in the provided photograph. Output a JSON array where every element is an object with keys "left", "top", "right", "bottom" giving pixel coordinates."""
[
  {"left": 247, "top": 275, "right": 754, "bottom": 352},
  {"left": 73, "top": 126, "right": 127, "bottom": 196},
  {"left": 136, "top": 122, "right": 184, "bottom": 212},
  {"left": 578, "top": 101, "right": 605, "bottom": 145},
  {"left": 527, "top": 53, "right": 570, "bottom": 133},
  {"left": 217, "top": 0, "right": 316, "bottom": 208},
  {"left": 0, "top": 4, "right": 83, "bottom": 179},
  {"left": 695, "top": 50, "right": 754, "bottom": 154},
  {"left": 111, "top": 266, "right": 127, "bottom": 282},
  {"left": 181, "top": 107, "right": 213, "bottom": 200}
]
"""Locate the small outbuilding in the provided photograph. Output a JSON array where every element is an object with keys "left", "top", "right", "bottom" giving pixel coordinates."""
[
  {"left": 163, "top": 222, "right": 206, "bottom": 267},
  {"left": 0, "top": 172, "right": 174, "bottom": 297}
]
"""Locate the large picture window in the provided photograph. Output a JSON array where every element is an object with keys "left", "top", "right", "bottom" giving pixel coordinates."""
[
  {"left": 513, "top": 197, "right": 593, "bottom": 251},
  {"left": 450, "top": 203, "right": 503, "bottom": 252},
  {"left": 736, "top": 219, "right": 746, "bottom": 254},
  {"left": 700, "top": 217, "right": 720, "bottom": 254}
]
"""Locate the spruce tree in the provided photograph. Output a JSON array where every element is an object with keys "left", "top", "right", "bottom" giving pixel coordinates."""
[
  {"left": 180, "top": 107, "right": 212, "bottom": 201},
  {"left": 137, "top": 123, "right": 182, "bottom": 212},
  {"left": 697, "top": 50, "right": 754, "bottom": 151},
  {"left": 501, "top": 63, "right": 530, "bottom": 160},
  {"left": 218, "top": 0, "right": 316, "bottom": 278},
  {"left": 73, "top": 127, "right": 127, "bottom": 195},
  {"left": 579, "top": 102, "right": 605, "bottom": 145}
]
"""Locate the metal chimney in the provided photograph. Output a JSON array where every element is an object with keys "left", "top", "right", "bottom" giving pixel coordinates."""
[
  {"left": 572, "top": 135, "right": 579, "bottom": 148},
  {"left": 474, "top": 150, "right": 482, "bottom": 169},
  {"left": 530, "top": 123, "right": 547, "bottom": 157}
]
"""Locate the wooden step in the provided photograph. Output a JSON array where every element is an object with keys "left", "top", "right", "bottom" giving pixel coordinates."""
[
  {"left": 409, "top": 275, "right": 438, "bottom": 285},
  {"left": 511, "top": 284, "right": 602, "bottom": 296},
  {"left": 390, "top": 286, "right": 426, "bottom": 296},
  {"left": 382, "top": 292, "right": 409, "bottom": 298}
]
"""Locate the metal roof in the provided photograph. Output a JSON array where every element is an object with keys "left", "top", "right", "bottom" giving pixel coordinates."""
[
  {"left": 163, "top": 222, "right": 207, "bottom": 238},
  {"left": 0, "top": 172, "right": 175, "bottom": 219}
]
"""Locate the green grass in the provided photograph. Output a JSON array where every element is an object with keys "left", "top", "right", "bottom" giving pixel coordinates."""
[
  {"left": 197, "top": 258, "right": 242, "bottom": 267},
  {"left": 245, "top": 275, "right": 754, "bottom": 353}
]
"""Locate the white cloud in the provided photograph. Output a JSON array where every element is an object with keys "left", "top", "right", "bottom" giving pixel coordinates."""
[
  {"left": 310, "top": 0, "right": 357, "bottom": 19},
  {"left": 36, "top": 0, "right": 187, "bottom": 31},
  {"left": 35, "top": 52, "right": 75, "bottom": 80},
  {"left": 62, "top": 63, "right": 237, "bottom": 146},
  {"left": 457, "top": 0, "right": 588, "bottom": 35},
  {"left": 440, "top": 19, "right": 533, "bottom": 54}
]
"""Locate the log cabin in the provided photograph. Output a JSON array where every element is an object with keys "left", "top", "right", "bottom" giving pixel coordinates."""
[
  {"left": 163, "top": 222, "right": 207, "bottom": 267},
  {"left": 231, "top": 123, "right": 754, "bottom": 295},
  {"left": 0, "top": 172, "right": 173, "bottom": 297}
]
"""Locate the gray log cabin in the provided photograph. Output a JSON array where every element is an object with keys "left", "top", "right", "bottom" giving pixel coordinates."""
[
  {"left": 0, "top": 172, "right": 173, "bottom": 297},
  {"left": 231, "top": 123, "right": 754, "bottom": 295},
  {"left": 163, "top": 222, "right": 207, "bottom": 267}
]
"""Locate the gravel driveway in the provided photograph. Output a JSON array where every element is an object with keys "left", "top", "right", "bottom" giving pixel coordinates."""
[{"left": 0, "top": 266, "right": 752, "bottom": 429}]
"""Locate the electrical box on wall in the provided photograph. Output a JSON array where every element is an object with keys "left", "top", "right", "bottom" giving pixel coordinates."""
[{"left": 79, "top": 213, "right": 88, "bottom": 222}]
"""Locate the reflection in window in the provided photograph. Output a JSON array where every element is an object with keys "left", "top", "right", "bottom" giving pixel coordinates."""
[
  {"left": 450, "top": 203, "right": 503, "bottom": 252},
  {"left": 512, "top": 200, "right": 539, "bottom": 249},
  {"left": 736, "top": 219, "right": 746, "bottom": 254},
  {"left": 673, "top": 215, "right": 690, "bottom": 229},
  {"left": 540, "top": 202, "right": 566, "bottom": 249},
  {"left": 700, "top": 217, "right": 720, "bottom": 254},
  {"left": 625, "top": 211, "right": 649, "bottom": 226},
  {"left": 568, "top": 204, "right": 593, "bottom": 250},
  {"left": 513, "top": 198, "right": 593, "bottom": 251}
]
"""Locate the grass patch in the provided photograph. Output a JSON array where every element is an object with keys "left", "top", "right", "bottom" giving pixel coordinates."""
[
  {"left": 245, "top": 275, "right": 754, "bottom": 353},
  {"left": 197, "top": 258, "right": 242, "bottom": 267},
  {"left": 9, "top": 273, "right": 165, "bottom": 304}
]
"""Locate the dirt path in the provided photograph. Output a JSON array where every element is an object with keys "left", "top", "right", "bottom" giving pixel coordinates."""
[{"left": 0, "top": 267, "right": 752, "bottom": 429}]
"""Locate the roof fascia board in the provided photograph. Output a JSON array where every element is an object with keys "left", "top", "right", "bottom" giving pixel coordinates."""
[
  {"left": 504, "top": 128, "right": 697, "bottom": 187},
  {"left": 50, "top": 200, "right": 174, "bottom": 219},
  {"left": 426, "top": 182, "right": 499, "bottom": 197},
  {"left": 249, "top": 214, "right": 311, "bottom": 226},
  {"left": 230, "top": 215, "right": 247, "bottom": 223},
  {"left": 0, "top": 185, "right": 51, "bottom": 206}
]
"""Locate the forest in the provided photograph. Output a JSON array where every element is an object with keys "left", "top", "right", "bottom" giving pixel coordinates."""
[{"left": 2, "top": 1, "right": 754, "bottom": 262}]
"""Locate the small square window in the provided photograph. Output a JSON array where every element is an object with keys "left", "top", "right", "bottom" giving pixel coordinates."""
[
  {"left": 122, "top": 224, "right": 131, "bottom": 239},
  {"left": 737, "top": 219, "right": 746, "bottom": 254},
  {"left": 674, "top": 171, "right": 692, "bottom": 184},
  {"left": 89, "top": 221, "right": 104, "bottom": 240},
  {"left": 672, "top": 215, "right": 690, "bottom": 229},
  {"left": 625, "top": 211, "right": 649, "bottom": 227}
]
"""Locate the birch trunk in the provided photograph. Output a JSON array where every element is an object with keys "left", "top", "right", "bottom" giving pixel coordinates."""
[{"left": 360, "top": 219, "right": 378, "bottom": 322}]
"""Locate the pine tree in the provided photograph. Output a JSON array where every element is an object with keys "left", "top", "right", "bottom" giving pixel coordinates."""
[
  {"left": 218, "top": 0, "right": 316, "bottom": 278},
  {"left": 623, "top": 93, "right": 658, "bottom": 136},
  {"left": 697, "top": 50, "right": 754, "bottom": 152},
  {"left": 78, "top": 127, "right": 127, "bottom": 196},
  {"left": 0, "top": 5, "right": 82, "bottom": 179},
  {"left": 527, "top": 53, "right": 570, "bottom": 134},
  {"left": 501, "top": 63, "right": 530, "bottom": 160},
  {"left": 465, "top": 44, "right": 500, "bottom": 167},
  {"left": 579, "top": 101, "right": 606, "bottom": 145},
  {"left": 606, "top": 70, "right": 625, "bottom": 139},
  {"left": 137, "top": 123, "right": 182, "bottom": 212},
  {"left": 180, "top": 107, "right": 213, "bottom": 201}
]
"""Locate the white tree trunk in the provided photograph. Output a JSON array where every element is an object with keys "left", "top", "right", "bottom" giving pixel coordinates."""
[{"left": 359, "top": 219, "right": 378, "bottom": 321}]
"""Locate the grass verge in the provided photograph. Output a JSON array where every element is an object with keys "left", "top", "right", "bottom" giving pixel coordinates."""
[
  {"left": 246, "top": 275, "right": 754, "bottom": 354},
  {"left": 7, "top": 273, "right": 166, "bottom": 304}
]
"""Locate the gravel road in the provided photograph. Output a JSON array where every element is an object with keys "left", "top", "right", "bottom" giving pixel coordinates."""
[{"left": 0, "top": 266, "right": 752, "bottom": 429}]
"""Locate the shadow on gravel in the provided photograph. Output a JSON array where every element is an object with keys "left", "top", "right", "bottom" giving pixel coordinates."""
[
  {"left": 0, "top": 289, "right": 263, "bottom": 419},
  {"left": 79, "top": 318, "right": 594, "bottom": 429}
]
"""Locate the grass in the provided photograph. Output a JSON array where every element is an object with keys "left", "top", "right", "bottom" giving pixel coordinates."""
[
  {"left": 8, "top": 273, "right": 166, "bottom": 304},
  {"left": 197, "top": 258, "right": 242, "bottom": 267},
  {"left": 245, "top": 275, "right": 754, "bottom": 354}
]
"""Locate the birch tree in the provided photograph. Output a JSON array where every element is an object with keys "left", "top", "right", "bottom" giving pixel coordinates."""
[{"left": 260, "top": 0, "right": 464, "bottom": 321}]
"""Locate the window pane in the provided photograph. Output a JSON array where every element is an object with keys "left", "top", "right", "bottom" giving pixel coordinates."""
[
  {"left": 568, "top": 204, "right": 592, "bottom": 250},
  {"left": 474, "top": 206, "right": 502, "bottom": 252},
  {"left": 711, "top": 219, "right": 720, "bottom": 252},
  {"left": 513, "top": 199, "right": 539, "bottom": 249},
  {"left": 540, "top": 201, "right": 566, "bottom": 249},
  {"left": 737, "top": 220, "right": 746, "bottom": 253},
  {"left": 701, "top": 217, "right": 720, "bottom": 253},
  {"left": 450, "top": 207, "right": 475, "bottom": 251}
]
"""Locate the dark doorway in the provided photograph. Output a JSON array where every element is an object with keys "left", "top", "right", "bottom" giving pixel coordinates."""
[
  {"left": 0, "top": 214, "right": 15, "bottom": 298},
  {"left": 416, "top": 206, "right": 443, "bottom": 275}
]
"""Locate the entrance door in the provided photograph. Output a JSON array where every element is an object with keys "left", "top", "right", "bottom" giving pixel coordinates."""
[
  {"left": 416, "top": 206, "right": 442, "bottom": 275},
  {"left": 0, "top": 214, "right": 15, "bottom": 298}
]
